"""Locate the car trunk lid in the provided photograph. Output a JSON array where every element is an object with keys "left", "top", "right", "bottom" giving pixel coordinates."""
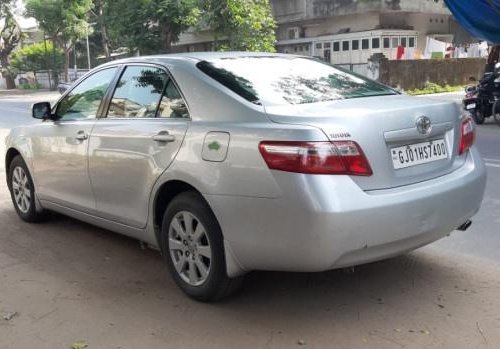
[{"left": 265, "top": 94, "right": 463, "bottom": 191}]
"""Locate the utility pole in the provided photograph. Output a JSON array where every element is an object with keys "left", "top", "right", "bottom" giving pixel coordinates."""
[{"left": 86, "top": 35, "right": 91, "bottom": 70}]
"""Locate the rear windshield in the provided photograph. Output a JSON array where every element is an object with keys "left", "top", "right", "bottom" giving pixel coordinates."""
[{"left": 197, "top": 56, "right": 397, "bottom": 106}]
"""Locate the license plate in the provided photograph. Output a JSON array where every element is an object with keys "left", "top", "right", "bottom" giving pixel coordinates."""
[
  {"left": 391, "top": 139, "right": 448, "bottom": 170},
  {"left": 466, "top": 103, "right": 476, "bottom": 110}
]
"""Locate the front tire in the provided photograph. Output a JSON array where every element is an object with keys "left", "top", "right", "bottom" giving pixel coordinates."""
[
  {"left": 7, "top": 155, "right": 46, "bottom": 222},
  {"left": 161, "top": 191, "right": 243, "bottom": 302}
]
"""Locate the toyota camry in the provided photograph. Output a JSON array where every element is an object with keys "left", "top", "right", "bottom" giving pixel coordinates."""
[{"left": 5, "top": 52, "right": 486, "bottom": 301}]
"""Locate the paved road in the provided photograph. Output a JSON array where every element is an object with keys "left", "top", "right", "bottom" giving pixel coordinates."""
[{"left": 1, "top": 91, "right": 500, "bottom": 348}]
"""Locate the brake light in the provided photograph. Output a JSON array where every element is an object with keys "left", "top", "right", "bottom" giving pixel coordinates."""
[
  {"left": 259, "top": 141, "right": 373, "bottom": 176},
  {"left": 459, "top": 116, "right": 475, "bottom": 155}
]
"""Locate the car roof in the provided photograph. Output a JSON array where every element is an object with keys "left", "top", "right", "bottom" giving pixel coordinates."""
[{"left": 100, "top": 51, "right": 305, "bottom": 67}]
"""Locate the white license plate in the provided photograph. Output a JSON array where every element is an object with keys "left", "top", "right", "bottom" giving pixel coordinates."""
[
  {"left": 391, "top": 139, "right": 448, "bottom": 170},
  {"left": 466, "top": 103, "right": 476, "bottom": 110}
]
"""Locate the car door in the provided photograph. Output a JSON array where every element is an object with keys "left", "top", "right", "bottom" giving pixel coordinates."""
[
  {"left": 31, "top": 67, "right": 119, "bottom": 213},
  {"left": 88, "top": 64, "right": 189, "bottom": 228}
]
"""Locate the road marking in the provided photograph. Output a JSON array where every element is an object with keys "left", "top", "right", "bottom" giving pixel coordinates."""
[
  {"left": 484, "top": 158, "right": 500, "bottom": 163},
  {"left": 0, "top": 106, "right": 29, "bottom": 113},
  {"left": 486, "top": 163, "right": 500, "bottom": 169}
]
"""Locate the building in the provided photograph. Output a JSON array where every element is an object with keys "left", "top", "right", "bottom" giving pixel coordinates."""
[{"left": 174, "top": 0, "right": 474, "bottom": 65}]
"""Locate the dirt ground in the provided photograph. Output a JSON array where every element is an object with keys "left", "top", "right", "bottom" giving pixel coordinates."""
[{"left": 0, "top": 168, "right": 499, "bottom": 348}]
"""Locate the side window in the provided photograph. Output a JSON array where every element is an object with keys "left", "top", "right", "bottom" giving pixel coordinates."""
[
  {"left": 158, "top": 79, "right": 190, "bottom": 119},
  {"left": 107, "top": 66, "right": 168, "bottom": 118},
  {"left": 56, "top": 67, "right": 117, "bottom": 120}
]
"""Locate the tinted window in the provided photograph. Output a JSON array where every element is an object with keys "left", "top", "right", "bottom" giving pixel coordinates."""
[
  {"left": 362, "top": 39, "right": 369, "bottom": 50},
  {"left": 342, "top": 41, "right": 350, "bottom": 51},
  {"left": 372, "top": 38, "right": 380, "bottom": 49},
  {"left": 107, "top": 66, "right": 167, "bottom": 118},
  {"left": 197, "top": 57, "right": 397, "bottom": 106},
  {"left": 158, "top": 80, "right": 190, "bottom": 118},
  {"left": 56, "top": 68, "right": 117, "bottom": 120},
  {"left": 352, "top": 40, "right": 359, "bottom": 50}
]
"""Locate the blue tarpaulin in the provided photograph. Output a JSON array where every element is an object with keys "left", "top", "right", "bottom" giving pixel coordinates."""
[{"left": 444, "top": 0, "right": 500, "bottom": 43}]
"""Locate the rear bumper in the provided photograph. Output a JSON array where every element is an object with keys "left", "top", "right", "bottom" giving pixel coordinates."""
[{"left": 206, "top": 147, "right": 486, "bottom": 277}]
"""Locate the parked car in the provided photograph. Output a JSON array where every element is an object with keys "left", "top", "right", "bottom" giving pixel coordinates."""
[
  {"left": 5, "top": 53, "right": 486, "bottom": 301},
  {"left": 57, "top": 80, "right": 74, "bottom": 94}
]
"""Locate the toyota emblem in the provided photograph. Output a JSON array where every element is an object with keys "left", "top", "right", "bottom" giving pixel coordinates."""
[{"left": 416, "top": 116, "right": 432, "bottom": 135}]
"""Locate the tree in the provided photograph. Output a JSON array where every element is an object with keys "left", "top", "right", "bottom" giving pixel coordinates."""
[
  {"left": 205, "top": 0, "right": 277, "bottom": 52},
  {"left": 104, "top": 0, "right": 201, "bottom": 55},
  {"left": 10, "top": 41, "right": 63, "bottom": 82},
  {"left": 25, "top": 0, "right": 93, "bottom": 81},
  {"left": 0, "top": 0, "right": 23, "bottom": 89},
  {"left": 90, "top": 0, "right": 111, "bottom": 60}
]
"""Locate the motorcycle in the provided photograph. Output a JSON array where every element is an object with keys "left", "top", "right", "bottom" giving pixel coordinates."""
[{"left": 463, "top": 62, "right": 500, "bottom": 126}]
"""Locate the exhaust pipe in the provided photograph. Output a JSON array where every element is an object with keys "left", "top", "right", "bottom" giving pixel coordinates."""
[{"left": 457, "top": 220, "right": 472, "bottom": 231}]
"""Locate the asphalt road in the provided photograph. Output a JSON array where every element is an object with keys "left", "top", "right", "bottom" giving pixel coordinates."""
[{"left": 1, "top": 91, "right": 500, "bottom": 348}]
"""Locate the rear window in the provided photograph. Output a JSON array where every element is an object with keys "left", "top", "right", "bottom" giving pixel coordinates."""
[{"left": 197, "top": 56, "right": 396, "bottom": 106}]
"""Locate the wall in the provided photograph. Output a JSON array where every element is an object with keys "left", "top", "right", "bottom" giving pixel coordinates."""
[{"left": 377, "top": 58, "right": 487, "bottom": 90}]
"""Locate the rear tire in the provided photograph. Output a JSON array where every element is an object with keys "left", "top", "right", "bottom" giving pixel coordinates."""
[
  {"left": 471, "top": 109, "right": 485, "bottom": 125},
  {"left": 161, "top": 191, "right": 243, "bottom": 302},
  {"left": 7, "top": 155, "right": 46, "bottom": 223}
]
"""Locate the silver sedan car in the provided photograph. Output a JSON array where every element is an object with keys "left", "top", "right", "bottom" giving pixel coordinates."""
[{"left": 5, "top": 53, "right": 486, "bottom": 301}]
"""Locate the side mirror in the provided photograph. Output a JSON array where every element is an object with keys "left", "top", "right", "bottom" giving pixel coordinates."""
[{"left": 32, "top": 102, "right": 53, "bottom": 120}]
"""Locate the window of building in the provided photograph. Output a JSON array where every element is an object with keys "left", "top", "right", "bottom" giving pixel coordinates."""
[
  {"left": 409, "top": 37, "right": 415, "bottom": 48},
  {"left": 342, "top": 40, "right": 350, "bottom": 51},
  {"left": 324, "top": 42, "right": 331, "bottom": 49},
  {"left": 316, "top": 43, "right": 323, "bottom": 50},
  {"left": 294, "top": 46, "right": 298, "bottom": 52},
  {"left": 372, "top": 38, "right": 380, "bottom": 49},
  {"left": 391, "top": 37, "right": 399, "bottom": 48},
  {"left": 383, "top": 37, "right": 390, "bottom": 49},
  {"left": 352, "top": 40, "right": 359, "bottom": 50},
  {"left": 362, "top": 39, "right": 369, "bottom": 50},
  {"left": 333, "top": 41, "right": 340, "bottom": 52},
  {"left": 400, "top": 37, "right": 407, "bottom": 48}
]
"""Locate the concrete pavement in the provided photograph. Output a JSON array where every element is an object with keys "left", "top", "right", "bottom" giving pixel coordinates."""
[{"left": 1, "top": 91, "right": 500, "bottom": 348}]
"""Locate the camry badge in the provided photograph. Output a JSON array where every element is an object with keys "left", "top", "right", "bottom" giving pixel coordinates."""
[{"left": 416, "top": 116, "right": 432, "bottom": 135}]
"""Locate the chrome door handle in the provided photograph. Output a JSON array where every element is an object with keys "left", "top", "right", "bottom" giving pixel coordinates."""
[
  {"left": 152, "top": 131, "right": 175, "bottom": 143},
  {"left": 75, "top": 131, "right": 88, "bottom": 141}
]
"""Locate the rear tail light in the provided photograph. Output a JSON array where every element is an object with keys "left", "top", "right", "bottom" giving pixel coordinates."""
[
  {"left": 259, "top": 141, "right": 373, "bottom": 176},
  {"left": 459, "top": 116, "right": 475, "bottom": 155}
]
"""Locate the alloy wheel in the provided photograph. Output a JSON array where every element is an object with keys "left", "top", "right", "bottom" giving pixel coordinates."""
[
  {"left": 168, "top": 211, "right": 212, "bottom": 286},
  {"left": 11, "top": 166, "right": 31, "bottom": 214}
]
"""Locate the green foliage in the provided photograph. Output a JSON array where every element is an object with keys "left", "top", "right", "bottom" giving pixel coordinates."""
[
  {"left": 25, "top": 0, "right": 93, "bottom": 42},
  {"left": 407, "top": 83, "right": 463, "bottom": 96},
  {"left": 19, "top": 82, "right": 43, "bottom": 90},
  {"left": 10, "top": 42, "right": 63, "bottom": 74},
  {"left": 104, "top": 0, "right": 201, "bottom": 54},
  {"left": 205, "top": 0, "right": 277, "bottom": 52}
]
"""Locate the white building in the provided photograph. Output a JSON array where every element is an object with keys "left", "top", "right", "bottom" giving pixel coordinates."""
[{"left": 174, "top": 0, "right": 472, "bottom": 65}]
